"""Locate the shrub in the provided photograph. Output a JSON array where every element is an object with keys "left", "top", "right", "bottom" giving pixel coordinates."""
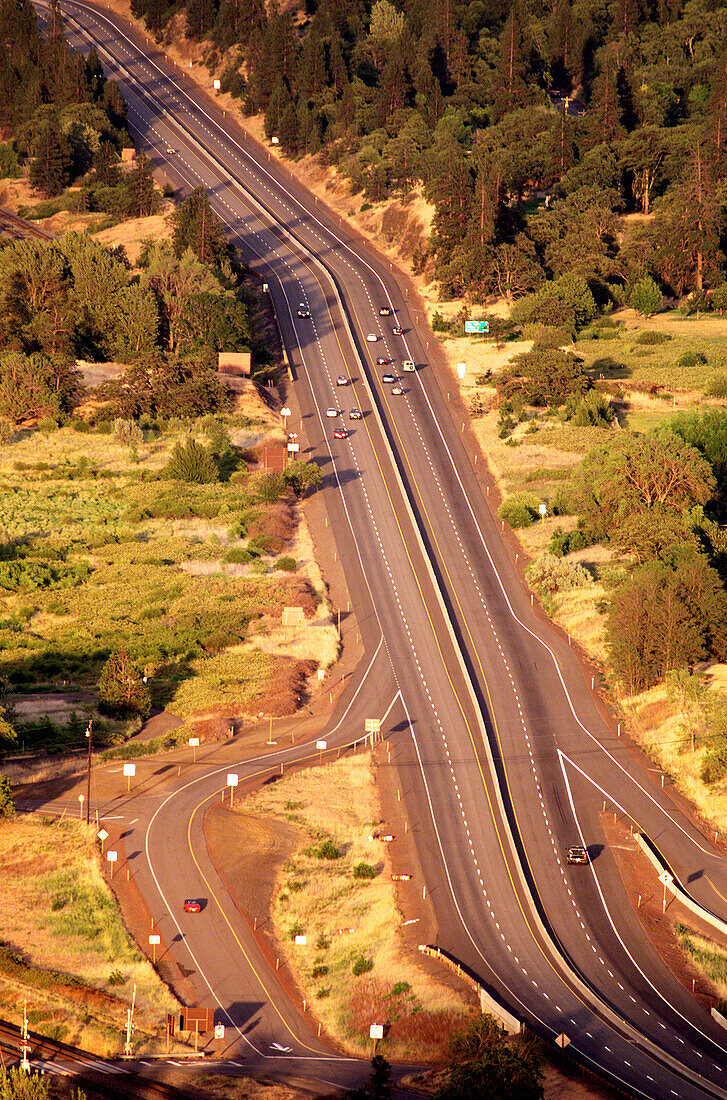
[
  {"left": 635, "top": 330, "right": 671, "bottom": 345},
  {"left": 274, "top": 556, "right": 297, "bottom": 572},
  {"left": 712, "top": 284, "right": 727, "bottom": 315},
  {"left": 548, "top": 525, "right": 591, "bottom": 556},
  {"left": 533, "top": 326, "right": 575, "bottom": 348},
  {"left": 706, "top": 374, "right": 727, "bottom": 398},
  {"left": 0, "top": 419, "right": 12, "bottom": 445},
  {"left": 165, "top": 437, "right": 219, "bottom": 483},
  {"left": 312, "top": 964, "right": 328, "bottom": 978},
  {"left": 352, "top": 955, "right": 374, "bottom": 976},
  {"left": 108, "top": 968, "right": 125, "bottom": 985},
  {"left": 511, "top": 273, "right": 597, "bottom": 330},
  {"left": 113, "top": 418, "right": 143, "bottom": 444},
  {"left": 0, "top": 774, "right": 14, "bottom": 820},
  {"left": 701, "top": 737, "right": 727, "bottom": 786},
  {"left": 629, "top": 276, "right": 662, "bottom": 317},
  {"left": 678, "top": 351, "right": 708, "bottom": 369},
  {"left": 352, "top": 861, "right": 377, "bottom": 879},
  {"left": 249, "top": 559, "right": 268, "bottom": 574},
  {"left": 526, "top": 553, "right": 590, "bottom": 595},
  {"left": 566, "top": 390, "right": 614, "bottom": 426},
  {"left": 498, "top": 494, "right": 540, "bottom": 529},
  {"left": 223, "top": 547, "right": 252, "bottom": 564},
  {"left": 289, "top": 921, "right": 305, "bottom": 941},
  {"left": 314, "top": 839, "right": 340, "bottom": 860}
]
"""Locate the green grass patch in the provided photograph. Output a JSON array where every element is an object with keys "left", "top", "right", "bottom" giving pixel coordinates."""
[{"left": 675, "top": 923, "right": 727, "bottom": 990}]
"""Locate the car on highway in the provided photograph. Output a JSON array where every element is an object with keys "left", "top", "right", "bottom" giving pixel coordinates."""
[
  {"left": 297, "top": 304, "right": 310, "bottom": 318},
  {"left": 391, "top": 385, "right": 404, "bottom": 395},
  {"left": 379, "top": 306, "right": 392, "bottom": 316},
  {"left": 184, "top": 899, "right": 202, "bottom": 913},
  {"left": 336, "top": 375, "right": 349, "bottom": 385},
  {"left": 333, "top": 428, "right": 347, "bottom": 439},
  {"left": 366, "top": 333, "right": 378, "bottom": 342},
  {"left": 392, "top": 326, "right": 404, "bottom": 335},
  {"left": 349, "top": 408, "right": 362, "bottom": 419},
  {"left": 566, "top": 845, "right": 589, "bottom": 865},
  {"left": 376, "top": 356, "right": 390, "bottom": 365},
  {"left": 382, "top": 373, "right": 396, "bottom": 383},
  {"left": 325, "top": 407, "right": 338, "bottom": 417}
]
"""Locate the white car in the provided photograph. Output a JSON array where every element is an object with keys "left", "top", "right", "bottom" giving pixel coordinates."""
[
  {"left": 297, "top": 304, "right": 310, "bottom": 318},
  {"left": 391, "top": 385, "right": 404, "bottom": 395},
  {"left": 325, "top": 407, "right": 338, "bottom": 418},
  {"left": 366, "top": 333, "right": 377, "bottom": 342},
  {"left": 336, "top": 375, "right": 349, "bottom": 386}
]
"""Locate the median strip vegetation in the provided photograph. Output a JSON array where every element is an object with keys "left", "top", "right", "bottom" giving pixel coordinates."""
[{"left": 241, "top": 753, "right": 470, "bottom": 1059}]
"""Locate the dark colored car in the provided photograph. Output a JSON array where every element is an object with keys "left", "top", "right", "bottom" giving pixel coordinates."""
[
  {"left": 566, "top": 845, "right": 589, "bottom": 865},
  {"left": 184, "top": 898, "right": 202, "bottom": 913},
  {"left": 376, "top": 357, "right": 390, "bottom": 365},
  {"left": 382, "top": 373, "right": 396, "bottom": 383},
  {"left": 392, "top": 326, "right": 404, "bottom": 335},
  {"left": 297, "top": 304, "right": 310, "bottom": 318}
]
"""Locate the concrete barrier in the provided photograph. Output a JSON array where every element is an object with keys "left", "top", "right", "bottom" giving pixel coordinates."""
[
  {"left": 418, "top": 944, "right": 521, "bottom": 1035},
  {"left": 636, "top": 833, "right": 727, "bottom": 938}
]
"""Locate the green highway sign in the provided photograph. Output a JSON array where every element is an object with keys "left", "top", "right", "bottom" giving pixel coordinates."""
[{"left": 465, "top": 320, "right": 490, "bottom": 334}]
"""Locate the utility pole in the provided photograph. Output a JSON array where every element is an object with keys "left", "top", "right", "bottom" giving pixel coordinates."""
[{"left": 85, "top": 721, "right": 93, "bottom": 825}]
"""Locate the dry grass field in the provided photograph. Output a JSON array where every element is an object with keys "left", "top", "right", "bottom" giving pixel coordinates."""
[
  {"left": 0, "top": 815, "right": 177, "bottom": 1053},
  {"left": 243, "top": 754, "right": 469, "bottom": 1060}
]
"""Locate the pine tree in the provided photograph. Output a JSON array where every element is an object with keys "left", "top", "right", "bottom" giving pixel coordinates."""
[
  {"left": 29, "top": 113, "right": 71, "bottom": 197},
  {"left": 94, "top": 140, "right": 121, "bottom": 185},
  {"left": 98, "top": 649, "right": 151, "bottom": 717},
  {"left": 171, "top": 187, "right": 228, "bottom": 267},
  {"left": 493, "top": 7, "right": 528, "bottom": 120},
  {"left": 124, "top": 152, "right": 160, "bottom": 218},
  {"left": 186, "top": 0, "right": 215, "bottom": 39}
]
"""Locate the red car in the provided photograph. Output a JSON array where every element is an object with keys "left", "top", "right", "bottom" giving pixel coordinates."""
[
  {"left": 333, "top": 429, "right": 347, "bottom": 439},
  {"left": 376, "top": 357, "right": 390, "bottom": 365},
  {"left": 184, "top": 899, "right": 201, "bottom": 913}
]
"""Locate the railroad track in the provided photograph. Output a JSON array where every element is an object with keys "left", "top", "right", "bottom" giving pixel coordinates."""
[
  {"left": 0, "top": 1020, "right": 191, "bottom": 1100},
  {"left": 0, "top": 206, "right": 54, "bottom": 242}
]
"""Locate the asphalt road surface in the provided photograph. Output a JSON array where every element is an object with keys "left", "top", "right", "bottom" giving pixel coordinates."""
[{"left": 26, "top": 3, "right": 727, "bottom": 1095}]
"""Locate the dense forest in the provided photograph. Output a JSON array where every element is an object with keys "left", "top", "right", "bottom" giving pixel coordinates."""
[
  {"left": 0, "top": 0, "right": 131, "bottom": 197},
  {"left": 128, "top": 0, "right": 727, "bottom": 301}
]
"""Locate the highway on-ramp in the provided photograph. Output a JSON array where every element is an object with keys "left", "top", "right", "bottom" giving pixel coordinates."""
[{"left": 27, "top": 3, "right": 727, "bottom": 1095}]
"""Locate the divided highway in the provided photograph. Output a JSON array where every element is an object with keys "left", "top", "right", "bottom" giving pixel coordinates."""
[{"left": 32, "top": 4, "right": 727, "bottom": 1094}]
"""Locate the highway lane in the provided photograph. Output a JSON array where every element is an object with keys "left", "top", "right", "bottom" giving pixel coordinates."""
[{"left": 39, "top": 4, "right": 727, "bottom": 1095}]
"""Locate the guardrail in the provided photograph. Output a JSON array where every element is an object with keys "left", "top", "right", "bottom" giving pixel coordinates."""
[{"left": 418, "top": 944, "right": 521, "bottom": 1035}]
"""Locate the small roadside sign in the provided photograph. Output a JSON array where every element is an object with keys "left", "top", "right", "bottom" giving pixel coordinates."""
[
  {"left": 659, "top": 870, "right": 673, "bottom": 885},
  {"left": 465, "top": 320, "right": 489, "bottom": 334},
  {"left": 107, "top": 850, "right": 118, "bottom": 862},
  {"left": 316, "top": 739, "right": 327, "bottom": 750},
  {"left": 556, "top": 1033, "right": 570, "bottom": 1048},
  {"left": 295, "top": 935, "right": 307, "bottom": 945},
  {"left": 123, "top": 763, "right": 136, "bottom": 776},
  {"left": 214, "top": 1023, "right": 225, "bottom": 1040},
  {"left": 370, "top": 1024, "right": 384, "bottom": 1040}
]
